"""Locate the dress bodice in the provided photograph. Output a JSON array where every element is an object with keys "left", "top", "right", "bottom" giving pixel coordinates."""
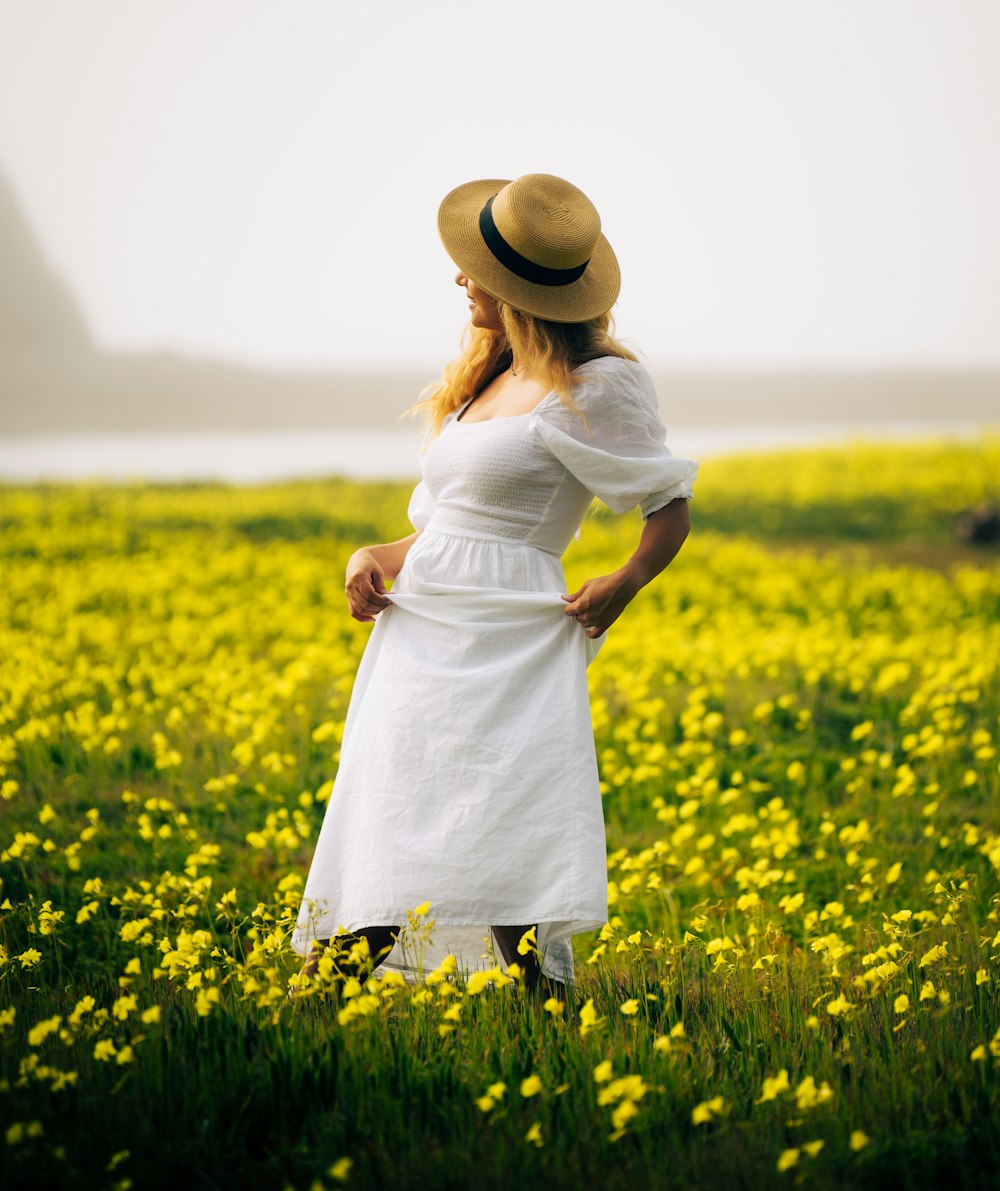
[{"left": 408, "top": 356, "right": 698, "bottom": 557}]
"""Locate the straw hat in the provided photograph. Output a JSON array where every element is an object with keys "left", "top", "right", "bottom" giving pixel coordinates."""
[{"left": 437, "top": 173, "right": 620, "bottom": 323}]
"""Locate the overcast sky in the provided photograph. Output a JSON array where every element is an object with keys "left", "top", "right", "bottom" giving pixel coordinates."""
[{"left": 1, "top": 0, "right": 998, "bottom": 371}]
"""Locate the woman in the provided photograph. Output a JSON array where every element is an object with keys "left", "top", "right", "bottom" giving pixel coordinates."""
[{"left": 289, "top": 173, "right": 697, "bottom": 1001}]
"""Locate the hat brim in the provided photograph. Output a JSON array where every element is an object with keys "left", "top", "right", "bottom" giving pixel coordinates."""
[{"left": 437, "top": 178, "right": 621, "bottom": 324}]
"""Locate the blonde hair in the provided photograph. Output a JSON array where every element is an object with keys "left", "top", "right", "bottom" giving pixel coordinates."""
[{"left": 409, "top": 298, "right": 637, "bottom": 438}]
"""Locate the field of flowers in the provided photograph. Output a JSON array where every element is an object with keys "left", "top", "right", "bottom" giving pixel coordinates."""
[{"left": 1, "top": 437, "right": 999, "bottom": 1190}]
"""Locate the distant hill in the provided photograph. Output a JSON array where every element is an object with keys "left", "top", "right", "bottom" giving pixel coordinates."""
[
  {"left": 0, "top": 173, "right": 440, "bottom": 432},
  {"left": 1, "top": 172, "right": 997, "bottom": 434}
]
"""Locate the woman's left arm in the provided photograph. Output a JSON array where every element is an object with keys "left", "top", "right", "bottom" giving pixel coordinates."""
[{"left": 561, "top": 499, "right": 691, "bottom": 639}]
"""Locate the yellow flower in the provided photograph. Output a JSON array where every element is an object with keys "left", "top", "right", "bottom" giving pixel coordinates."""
[
  {"left": 68, "top": 996, "right": 96, "bottom": 1027},
  {"left": 140, "top": 1006, "right": 161, "bottom": 1025},
  {"left": 593, "top": 1060, "right": 613, "bottom": 1083},
  {"left": 596, "top": 1075, "right": 647, "bottom": 1108},
  {"left": 328, "top": 1157, "right": 353, "bottom": 1182},
  {"left": 520, "top": 1075, "right": 542, "bottom": 1098},
  {"left": 970, "top": 1045, "right": 987, "bottom": 1061},
  {"left": 850, "top": 1130, "right": 870, "bottom": 1151},
  {"left": 27, "top": 1015, "right": 61, "bottom": 1047},
  {"left": 826, "top": 994, "right": 853, "bottom": 1016},
  {"left": 486, "top": 1081, "right": 506, "bottom": 1100},
  {"left": 94, "top": 1039, "right": 117, "bottom": 1062},
  {"left": 611, "top": 1099, "right": 639, "bottom": 1132},
  {"left": 706, "top": 936, "right": 736, "bottom": 956},
  {"left": 669, "top": 1020, "right": 686, "bottom": 1038},
  {"left": 542, "top": 997, "right": 564, "bottom": 1017},
  {"left": 475, "top": 1095, "right": 496, "bottom": 1113},
  {"left": 194, "top": 987, "right": 220, "bottom": 1016},
  {"left": 620, "top": 999, "right": 640, "bottom": 1016},
  {"left": 17, "top": 948, "right": 42, "bottom": 969},
  {"left": 975, "top": 969, "right": 989, "bottom": 986},
  {"left": 691, "top": 1096, "right": 725, "bottom": 1125},
  {"left": 516, "top": 926, "right": 537, "bottom": 955},
  {"left": 76, "top": 900, "right": 99, "bottom": 925},
  {"left": 918, "top": 942, "right": 948, "bottom": 968},
  {"left": 776, "top": 1148, "right": 800, "bottom": 1172},
  {"left": 893, "top": 994, "right": 910, "bottom": 1014},
  {"left": 802, "top": 1139, "right": 825, "bottom": 1158},
  {"left": 113, "top": 995, "right": 137, "bottom": 1022},
  {"left": 578, "top": 998, "right": 604, "bottom": 1038},
  {"left": 524, "top": 1122, "right": 543, "bottom": 1147},
  {"left": 794, "top": 1076, "right": 834, "bottom": 1111},
  {"left": 6, "top": 1121, "right": 43, "bottom": 1146},
  {"left": 756, "top": 1069, "right": 789, "bottom": 1103},
  {"left": 465, "top": 970, "right": 494, "bottom": 996}
]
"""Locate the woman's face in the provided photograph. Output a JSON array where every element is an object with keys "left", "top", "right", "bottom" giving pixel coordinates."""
[{"left": 455, "top": 271, "right": 503, "bottom": 331}]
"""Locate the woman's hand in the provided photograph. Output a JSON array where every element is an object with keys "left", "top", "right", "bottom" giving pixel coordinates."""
[
  {"left": 345, "top": 548, "right": 393, "bottom": 623},
  {"left": 343, "top": 531, "right": 423, "bottom": 624},
  {"left": 561, "top": 499, "right": 691, "bottom": 638},
  {"left": 561, "top": 568, "right": 641, "bottom": 639}
]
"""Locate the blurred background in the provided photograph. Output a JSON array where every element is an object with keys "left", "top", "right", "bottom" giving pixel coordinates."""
[{"left": 1, "top": 0, "right": 997, "bottom": 481}]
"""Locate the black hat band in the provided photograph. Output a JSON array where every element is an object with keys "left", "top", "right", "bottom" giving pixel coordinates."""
[{"left": 479, "top": 195, "right": 590, "bottom": 288}]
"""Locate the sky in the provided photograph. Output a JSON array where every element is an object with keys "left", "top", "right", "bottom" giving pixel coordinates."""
[{"left": 1, "top": 0, "right": 998, "bottom": 371}]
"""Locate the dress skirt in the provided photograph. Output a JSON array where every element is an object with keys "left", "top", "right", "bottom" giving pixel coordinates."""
[{"left": 290, "top": 526, "right": 609, "bottom": 985}]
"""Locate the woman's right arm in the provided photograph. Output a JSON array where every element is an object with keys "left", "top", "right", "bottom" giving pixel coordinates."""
[{"left": 344, "top": 531, "right": 421, "bottom": 622}]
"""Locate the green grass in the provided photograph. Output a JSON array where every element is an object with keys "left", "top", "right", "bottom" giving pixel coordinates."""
[{"left": 1, "top": 438, "right": 999, "bottom": 1190}]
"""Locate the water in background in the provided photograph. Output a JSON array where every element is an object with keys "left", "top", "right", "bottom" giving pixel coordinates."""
[{"left": 0, "top": 420, "right": 992, "bottom": 484}]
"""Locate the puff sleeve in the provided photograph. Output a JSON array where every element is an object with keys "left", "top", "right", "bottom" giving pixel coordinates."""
[
  {"left": 532, "top": 359, "right": 698, "bottom": 518},
  {"left": 406, "top": 479, "right": 436, "bottom": 531}
]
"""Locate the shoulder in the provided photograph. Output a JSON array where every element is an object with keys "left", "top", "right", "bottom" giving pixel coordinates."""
[
  {"left": 572, "top": 354, "right": 645, "bottom": 379},
  {"left": 567, "top": 355, "right": 657, "bottom": 414},
  {"left": 573, "top": 354, "right": 652, "bottom": 390}
]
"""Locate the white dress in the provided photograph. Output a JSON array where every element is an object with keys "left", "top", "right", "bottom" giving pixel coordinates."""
[{"left": 291, "top": 356, "right": 698, "bottom": 984}]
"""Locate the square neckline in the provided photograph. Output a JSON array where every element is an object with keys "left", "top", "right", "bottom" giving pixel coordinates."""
[
  {"left": 453, "top": 388, "right": 558, "bottom": 426},
  {"left": 452, "top": 355, "right": 625, "bottom": 426}
]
